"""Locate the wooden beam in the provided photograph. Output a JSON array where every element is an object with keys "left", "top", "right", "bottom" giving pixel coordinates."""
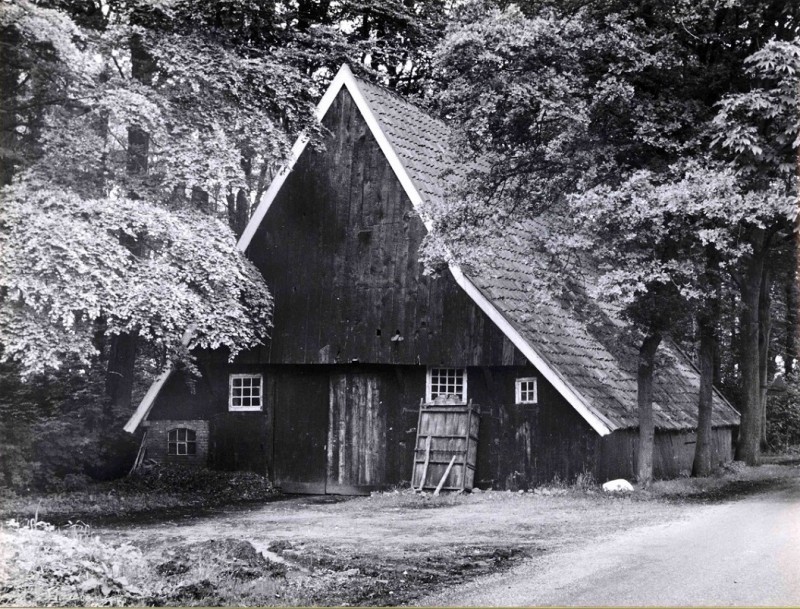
[
  {"left": 434, "top": 455, "right": 457, "bottom": 496},
  {"left": 418, "top": 435, "right": 431, "bottom": 491}
]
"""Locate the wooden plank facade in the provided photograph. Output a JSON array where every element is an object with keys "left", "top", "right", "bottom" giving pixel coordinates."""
[
  {"left": 135, "top": 67, "right": 738, "bottom": 493},
  {"left": 245, "top": 88, "right": 526, "bottom": 369}
]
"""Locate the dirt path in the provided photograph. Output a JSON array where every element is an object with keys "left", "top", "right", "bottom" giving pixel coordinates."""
[
  {"left": 5, "top": 466, "right": 798, "bottom": 606},
  {"left": 100, "top": 490, "right": 690, "bottom": 605},
  {"left": 416, "top": 477, "right": 800, "bottom": 606},
  {"left": 104, "top": 491, "right": 685, "bottom": 553}
]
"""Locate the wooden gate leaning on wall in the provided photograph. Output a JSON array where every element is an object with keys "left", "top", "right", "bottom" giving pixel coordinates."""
[{"left": 412, "top": 401, "right": 479, "bottom": 492}]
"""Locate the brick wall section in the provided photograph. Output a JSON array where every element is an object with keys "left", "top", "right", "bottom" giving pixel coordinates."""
[{"left": 143, "top": 420, "right": 209, "bottom": 466}]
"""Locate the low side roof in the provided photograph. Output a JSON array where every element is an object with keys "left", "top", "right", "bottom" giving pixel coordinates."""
[{"left": 346, "top": 68, "right": 740, "bottom": 432}]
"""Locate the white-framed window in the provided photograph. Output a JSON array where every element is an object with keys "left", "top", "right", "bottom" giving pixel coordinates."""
[
  {"left": 426, "top": 367, "right": 467, "bottom": 404},
  {"left": 229, "top": 373, "right": 263, "bottom": 411},
  {"left": 515, "top": 377, "right": 538, "bottom": 404},
  {"left": 168, "top": 428, "right": 197, "bottom": 455}
]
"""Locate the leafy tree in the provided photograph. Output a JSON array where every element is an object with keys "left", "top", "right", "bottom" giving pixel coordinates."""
[
  {"left": 426, "top": 2, "right": 695, "bottom": 484},
  {"left": 576, "top": 162, "right": 794, "bottom": 475},
  {"left": 427, "top": 0, "right": 799, "bottom": 479},
  {"left": 1, "top": 184, "right": 273, "bottom": 376},
  {"left": 0, "top": 0, "right": 315, "bottom": 412},
  {"left": 708, "top": 39, "right": 800, "bottom": 463}
]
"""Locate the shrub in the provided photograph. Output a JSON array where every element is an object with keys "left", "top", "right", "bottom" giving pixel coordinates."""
[
  {"left": 0, "top": 519, "right": 151, "bottom": 606},
  {"left": 122, "top": 463, "right": 277, "bottom": 502},
  {"left": 766, "top": 375, "right": 800, "bottom": 451},
  {"left": 0, "top": 362, "right": 139, "bottom": 491}
]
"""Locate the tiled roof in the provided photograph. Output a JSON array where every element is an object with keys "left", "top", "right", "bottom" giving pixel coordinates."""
[{"left": 357, "top": 77, "right": 740, "bottom": 431}]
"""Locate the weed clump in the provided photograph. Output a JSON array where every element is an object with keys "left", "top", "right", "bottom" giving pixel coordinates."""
[{"left": 0, "top": 520, "right": 288, "bottom": 607}]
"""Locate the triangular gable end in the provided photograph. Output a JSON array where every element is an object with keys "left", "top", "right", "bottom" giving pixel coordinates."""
[
  {"left": 236, "top": 64, "right": 612, "bottom": 437},
  {"left": 237, "top": 64, "right": 433, "bottom": 252},
  {"left": 126, "top": 64, "right": 614, "bottom": 436}
]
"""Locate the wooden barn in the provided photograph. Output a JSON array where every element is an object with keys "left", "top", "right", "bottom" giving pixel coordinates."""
[{"left": 124, "top": 64, "right": 740, "bottom": 494}]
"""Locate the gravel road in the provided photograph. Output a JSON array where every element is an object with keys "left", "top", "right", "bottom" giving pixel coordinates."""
[{"left": 416, "top": 477, "right": 800, "bottom": 606}]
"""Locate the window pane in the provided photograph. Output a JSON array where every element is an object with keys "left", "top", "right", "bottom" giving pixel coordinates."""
[
  {"left": 516, "top": 378, "right": 536, "bottom": 403},
  {"left": 429, "top": 368, "right": 465, "bottom": 402},
  {"left": 230, "top": 375, "right": 263, "bottom": 409},
  {"left": 187, "top": 442, "right": 196, "bottom": 455}
]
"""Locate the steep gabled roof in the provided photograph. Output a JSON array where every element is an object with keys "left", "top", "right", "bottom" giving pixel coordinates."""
[
  {"left": 351, "top": 69, "right": 739, "bottom": 432},
  {"left": 126, "top": 64, "right": 740, "bottom": 435}
]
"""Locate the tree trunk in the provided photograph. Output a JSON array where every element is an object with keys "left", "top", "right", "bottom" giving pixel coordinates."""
[
  {"left": 106, "top": 32, "right": 153, "bottom": 413},
  {"left": 126, "top": 126, "right": 149, "bottom": 176},
  {"left": 758, "top": 267, "right": 772, "bottom": 450},
  {"left": 0, "top": 26, "right": 21, "bottom": 186},
  {"left": 735, "top": 244, "right": 766, "bottom": 465},
  {"left": 786, "top": 273, "right": 797, "bottom": 376},
  {"left": 637, "top": 332, "right": 662, "bottom": 487},
  {"left": 692, "top": 317, "right": 716, "bottom": 477},
  {"left": 106, "top": 332, "right": 138, "bottom": 412},
  {"left": 191, "top": 185, "right": 210, "bottom": 213}
]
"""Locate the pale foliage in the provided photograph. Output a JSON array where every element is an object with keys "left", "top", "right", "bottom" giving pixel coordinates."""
[
  {"left": 428, "top": 3, "right": 798, "bottom": 331},
  {"left": 0, "top": 183, "right": 272, "bottom": 376},
  {"left": 712, "top": 39, "right": 800, "bottom": 177},
  {"left": 0, "top": 0, "right": 314, "bottom": 375},
  {"left": 573, "top": 162, "right": 796, "bottom": 307}
]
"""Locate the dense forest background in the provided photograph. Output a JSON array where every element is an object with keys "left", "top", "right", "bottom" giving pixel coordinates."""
[{"left": 0, "top": 0, "right": 798, "bottom": 490}]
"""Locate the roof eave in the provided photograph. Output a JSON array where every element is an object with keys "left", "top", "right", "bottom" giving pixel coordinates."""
[{"left": 449, "top": 266, "right": 614, "bottom": 436}]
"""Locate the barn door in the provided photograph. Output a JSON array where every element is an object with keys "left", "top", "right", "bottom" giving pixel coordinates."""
[
  {"left": 272, "top": 369, "right": 329, "bottom": 494},
  {"left": 327, "top": 373, "right": 387, "bottom": 494}
]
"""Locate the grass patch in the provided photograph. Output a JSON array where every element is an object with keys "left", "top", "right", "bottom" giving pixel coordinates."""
[{"left": 645, "top": 461, "right": 799, "bottom": 502}]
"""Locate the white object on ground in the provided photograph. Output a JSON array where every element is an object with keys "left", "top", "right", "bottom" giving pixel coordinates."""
[{"left": 603, "top": 479, "right": 634, "bottom": 492}]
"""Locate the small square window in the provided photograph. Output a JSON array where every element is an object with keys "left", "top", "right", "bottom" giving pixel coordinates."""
[
  {"left": 229, "top": 374, "right": 263, "bottom": 411},
  {"left": 426, "top": 368, "right": 467, "bottom": 404},
  {"left": 515, "top": 377, "right": 538, "bottom": 405},
  {"left": 168, "top": 427, "right": 197, "bottom": 456}
]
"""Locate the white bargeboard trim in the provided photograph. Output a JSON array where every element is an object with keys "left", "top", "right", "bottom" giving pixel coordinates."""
[{"left": 237, "top": 64, "right": 432, "bottom": 254}]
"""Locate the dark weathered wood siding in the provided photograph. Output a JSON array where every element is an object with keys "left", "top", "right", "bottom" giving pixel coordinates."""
[
  {"left": 147, "top": 357, "right": 271, "bottom": 475},
  {"left": 148, "top": 357, "right": 735, "bottom": 489},
  {"left": 596, "top": 427, "right": 735, "bottom": 481},
  {"left": 245, "top": 88, "right": 526, "bottom": 368}
]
